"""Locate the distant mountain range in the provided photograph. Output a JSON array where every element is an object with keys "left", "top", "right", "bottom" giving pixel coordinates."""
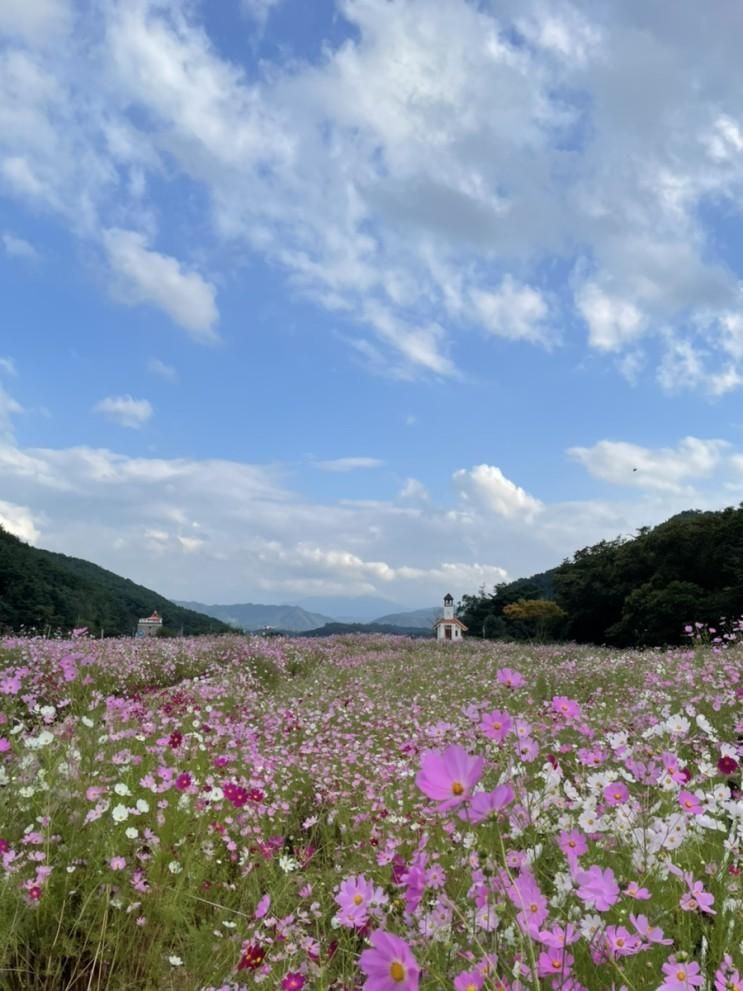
[
  {"left": 179, "top": 600, "right": 442, "bottom": 632},
  {"left": 175, "top": 601, "right": 335, "bottom": 632}
]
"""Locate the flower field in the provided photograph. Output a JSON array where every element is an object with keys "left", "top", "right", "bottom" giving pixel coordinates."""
[{"left": 0, "top": 634, "right": 741, "bottom": 991}]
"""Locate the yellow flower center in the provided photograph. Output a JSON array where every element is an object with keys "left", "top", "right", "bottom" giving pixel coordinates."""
[
  {"left": 466, "top": 984, "right": 478, "bottom": 991},
  {"left": 451, "top": 781, "right": 464, "bottom": 796},
  {"left": 676, "top": 971, "right": 687, "bottom": 982},
  {"left": 529, "top": 903, "right": 538, "bottom": 913},
  {"left": 551, "top": 960, "right": 561, "bottom": 970},
  {"left": 353, "top": 894, "right": 364, "bottom": 905},
  {"left": 389, "top": 962, "right": 406, "bottom": 983},
  {"left": 493, "top": 722, "right": 501, "bottom": 730}
]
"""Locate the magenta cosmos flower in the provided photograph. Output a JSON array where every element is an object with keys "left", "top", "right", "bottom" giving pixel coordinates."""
[
  {"left": 359, "top": 931, "right": 420, "bottom": 991},
  {"left": 603, "top": 781, "right": 630, "bottom": 806},
  {"left": 415, "top": 745, "right": 484, "bottom": 810}
]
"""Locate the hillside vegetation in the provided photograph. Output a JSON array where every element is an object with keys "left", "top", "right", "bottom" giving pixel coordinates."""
[
  {"left": 0, "top": 526, "right": 230, "bottom": 636},
  {"left": 460, "top": 504, "right": 743, "bottom": 646}
]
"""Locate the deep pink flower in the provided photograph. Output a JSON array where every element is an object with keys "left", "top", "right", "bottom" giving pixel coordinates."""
[
  {"left": 174, "top": 772, "right": 192, "bottom": 791},
  {"left": 603, "top": 782, "right": 629, "bottom": 806},
  {"left": 415, "top": 745, "right": 484, "bottom": 810},
  {"left": 359, "top": 931, "right": 420, "bottom": 991},
  {"left": 575, "top": 865, "right": 619, "bottom": 911},
  {"left": 718, "top": 755, "right": 739, "bottom": 775},
  {"left": 237, "top": 944, "right": 266, "bottom": 971},
  {"left": 281, "top": 973, "right": 305, "bottom": 991},
  {"left": 0, "top": 738, "right": 10, "bottom": 754}
]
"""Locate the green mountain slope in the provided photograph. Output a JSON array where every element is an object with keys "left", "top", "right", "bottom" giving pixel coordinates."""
[
  {"left": 460, "top": 504, "right": 743, "bottom": 647},
  {"left": 0, "top": 526, "right": 230, "bottom": 636},
  {"left": 373, "top": 607, "right": 441, "bottom": 628}
]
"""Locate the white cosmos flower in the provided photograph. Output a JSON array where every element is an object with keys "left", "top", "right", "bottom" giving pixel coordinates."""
[
  {"left": 168, "top": 861, "right": 183, "bottom": 874},
  {"left": 167, "top": 956, "right": 183, "bottom": 967},
  {"left": 112, "top": 804, "right": 129, "bottom": 822},
  {"left": 114, "top": 783, "right": 132, "bottom": 796}
]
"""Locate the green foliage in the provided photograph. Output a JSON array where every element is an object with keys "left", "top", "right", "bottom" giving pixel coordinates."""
[
  {"left": 501, "top": 598, "right": 568, "bottom": 641},
  {"left": 0, "top": 525, "right": 231, "bottom": 637},
  {"left": 461, "top": 503, "right": 743, "bottom": 646}
]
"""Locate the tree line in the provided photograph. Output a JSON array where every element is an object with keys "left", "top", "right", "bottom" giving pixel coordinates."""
[{"left": 458, "top": 505, "right": 743, "bottom": 647}]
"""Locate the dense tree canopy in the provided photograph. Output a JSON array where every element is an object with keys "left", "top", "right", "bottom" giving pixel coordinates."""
[
  {"left": 459, "top": 505, "right": 743, "bottom": 647},
  {"left": 0, "top": 526, "right": 230, "bottom": 636}
]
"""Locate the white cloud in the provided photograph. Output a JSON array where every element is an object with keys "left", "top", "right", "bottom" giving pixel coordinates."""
[
  {"left": 4, "top": 1, "right": 743, "bottom": 385},
  {"left": 568, "top": 436, "right": 728, "bottom": 493},
  {"left": 471, "top": 277, "right": 552, "bottom": 345},
  {"left": 240, "top": 0, "right": 285, "bottom": 25},
  {"left": 575, "top": 283, "right": 646, "bottom": 352},
  {"left": 103, "top": 229, "right": 219, "bottom": 342},
  {"left": 94, "top": 395, "right": 153, "bottom": 429},
  {"left": 1, "top": 232, "right": 38, "bottom": 260},
  {"left": 0, "top": 357, "right": 17, "bottom": 376},
  {"left": 0, "top": 499, "right": 40, "bottom": 543},
  {"left": 399, "top": 478, "right": 429, "bottom": 501},
  {"left": 0, "top": 0, "right": 70, "bottom": 42},
  {"left": 146, "top": 357, "right": 178, "bottom": 382},
  {"left": 453, "top": 464, "right": 544, "bottom": 519},
  {"left": 313, "top": 457, "right": 384, "bottom": 472},
  {"left": 0, "top": 384, "right": 23, "bottom": 436}
]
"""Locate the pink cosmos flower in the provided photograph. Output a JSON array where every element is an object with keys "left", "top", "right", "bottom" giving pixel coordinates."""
[
  {"left": 255, "top": 894, "right": 271, "bottom": 919},
  {"left": 680, "top": 878, "right": 715, "bottom": 915},
  {"left": 0, "top": 738, "right": 10, "bottom": 754},
  {"left": 625, "top": 881, "right": 651, "bottom": 900},
  {"left": 415, "top": 745, "right": 484, "bottom": 810},
  {"left": 575, "top": 865, "right": 619, "bottom": 911},
  {"left": 601, "top": 925, "right": 641, "bottom": 958},
  {"left": 335, "top": 875, "right": 387, "bottom": 927},
  {"left": 496, "top": 667, "right": 525, "bottom": 688},
  {"left": 603, "top": 782, "right": 629, "bottom": 806},
  {"left": 359, "top": 931, "right": 420, "bottom": 991},
  {"left": 454, "top": 968, "right": 484, "bottom": 991},
  {"left": 629, "top": 914, "right": 672, "bottom": 946},
  {"left": 552, "top": 696, "right": 582, "bottom": 720},
  {"left": 537, "top": 949, "right": 574, "bottom": 980},
  {"left": 558, "top": 830, "right": 586, "bottom": 865},
  {"left": 174, "top": 772, "right": 192, "bottom": 791},
  {"left": 508, "top": 868, "right": 548, "bottom": 933},
  {"left": 461, "top": 784, "right": 515, "bottom": 824},
  {"left": 479, "top": 710, "right": 513, "bottom": 743},
  {"left": 537, "top": 924, "right": 579, "bottom": 949},
  {"left": 658, "top": 958, "right": 704, "bottom": 991},
  {"left": 109, "top": 856, "right": 127, "bottom": 871},
  {"left": 515, "top": 738, "right": 539, "bottom": 763},
  {"left": 678, "top": 791, "right": 703, "bottom": 815}
]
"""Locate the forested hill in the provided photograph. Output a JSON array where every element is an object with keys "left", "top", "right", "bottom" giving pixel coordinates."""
[
  {"left": 0, "top": 526, "right": 230, "bottom": 637},
  {"left": 459, "top": 504, "right": 743, "bottom": 647}
]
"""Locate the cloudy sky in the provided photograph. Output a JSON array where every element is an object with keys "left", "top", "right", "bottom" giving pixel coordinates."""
[{"left": 3, "top": 0, "right": 743, "bottom": 610}]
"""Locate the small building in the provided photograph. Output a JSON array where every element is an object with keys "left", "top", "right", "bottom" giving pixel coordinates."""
[
  {"left": 433, "top": 593, "right": 467, "bottom": 641},
  {"left": 136, "top": 611, "right": 163, "bottom": 637}
]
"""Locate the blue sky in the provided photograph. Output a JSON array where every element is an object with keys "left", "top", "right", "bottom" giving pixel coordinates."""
[{"left": 3, "top": 0, "right": 743, "bottom": 610}]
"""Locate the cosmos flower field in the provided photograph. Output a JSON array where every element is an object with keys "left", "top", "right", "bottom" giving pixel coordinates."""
[{"left": 0, "top": 634, "right": 741, "bottom": 991}]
